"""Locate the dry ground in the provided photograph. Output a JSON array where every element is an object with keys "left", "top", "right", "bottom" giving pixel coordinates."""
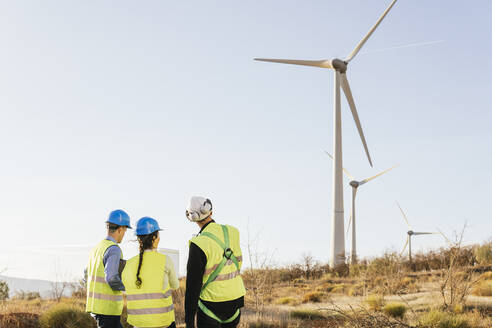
[{"left": 1, "top": 267, "right": 491, "bottom": 327}]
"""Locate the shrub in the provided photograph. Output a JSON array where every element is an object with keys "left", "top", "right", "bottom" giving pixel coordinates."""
[
  {"left": 364, "top": 294, "right": 385, "bottom": 311},
  {"left": 12, "top": 290, "right": 40, "bottom": 300},
  {"left": 347, "top": 283, "right": 365, "bottom": 296},
  {"left": 419, "top": 310, "right": 469, "bottom": 328},
  {"left": 0, "top": 280, "right": 8, "bottom": 300},
  {"left": 474, "top": 243, "right": 492, "bottom": 265},
  {"left": 330, "top": 283, "right": 348, "bottom": 294},
  {"left": 0, "top": 313, "right": 39, "bottom": 328},
  {"left": 301, "top": 291, "right": 323, "bottom": 303},
  {"left": 39, "top": 304, "right": 96, "bottom": 328},
  {"left": 471, "top": 280, "right": 492, "bottom": 296},
  {"left": 478, "top": 272, "right": 492, "bottom": 280},
  {"left": 275, "top": 297, "right": 298, "bottom": 306},
  {"left": 289, "top": 309, "right": 325, "bottom": 320},
  {"left": 383, "top": 302, "right": 407, "bottom": 319}
]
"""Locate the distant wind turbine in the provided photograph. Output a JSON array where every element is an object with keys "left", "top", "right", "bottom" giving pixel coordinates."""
[
  {"left": 255, "top": 0, "right": 400, "bottom": 267},
  {"left": 324, "top": 151, "right": 398, "bottom": 264},
  {"left": 396, "top": 202, "right": 437, "bottom": 263}
]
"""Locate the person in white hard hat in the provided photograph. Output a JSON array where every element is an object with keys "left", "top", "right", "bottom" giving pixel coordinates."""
[{"left": 184, "top": 196, "right": 246, "bottom": 328}]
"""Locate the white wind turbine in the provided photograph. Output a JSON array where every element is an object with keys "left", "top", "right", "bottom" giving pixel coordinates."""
[
  {"left": 396, "top": 202, "right": 437, "bottom": 263},
  {"left": 324, "top": 151, "right": 398, "bottom": 264},
  {"left": 255, "top": 0, "right": 399, "bottom": 267}
]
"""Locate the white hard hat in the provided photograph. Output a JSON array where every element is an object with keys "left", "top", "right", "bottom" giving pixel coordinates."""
[{"left": 186, "top": 196, "right": 213, "bottom": 222}]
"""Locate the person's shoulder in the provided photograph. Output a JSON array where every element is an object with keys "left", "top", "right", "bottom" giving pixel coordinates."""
[
  {"left": 165, "top": 255, "right": 174, "bottom": 266},
  {"left": 105, "top": 244, "right": 122, "bottom": 257}
]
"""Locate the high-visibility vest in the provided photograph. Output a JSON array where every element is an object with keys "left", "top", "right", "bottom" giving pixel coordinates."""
[
  {"left": 86, "top": 239, "right": 124, "bottom": 315},
  {"left": 122, "top": 252, "right": 175, "bottom": 328},
  {"left": 190, "top": 222, "right": 246, "bottom": 303}
]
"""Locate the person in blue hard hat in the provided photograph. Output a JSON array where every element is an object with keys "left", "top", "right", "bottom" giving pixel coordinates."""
[
  {"left": 86, "top": 209, "right": 132, "bottom": 328},
  {"left": 122, "top": 217, "right": 179, "bottom": 328}
]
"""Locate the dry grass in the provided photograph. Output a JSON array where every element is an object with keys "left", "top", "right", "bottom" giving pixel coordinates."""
[
  {"left": 364, "top": 294, "right": 385, "bottom": 311},
  {"left": 274, "top": 297, "right": 299, "bottom": 306},
  {"left": 289, "top": 308, "right": 326, "bottom": 320},
  {"left": 471, "top": 281, "right": 492, "bottom": 297},
  {"left": 383, "top": 302, "right": 407, "bottom": 319},
  {"left": 301, "top": 291, "right": 323, "bottom": 303},
  {"left": 419, "top": 309, "right": 470, "bottom": 328}
]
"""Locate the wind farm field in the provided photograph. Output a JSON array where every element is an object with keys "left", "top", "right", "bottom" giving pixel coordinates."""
[{"left": 1, "top": 240, "right": 491, "bottom": 328}]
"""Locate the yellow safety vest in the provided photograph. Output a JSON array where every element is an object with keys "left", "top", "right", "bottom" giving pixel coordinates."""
[
  {"left": 190, "top": 222, "right": 246, "bottom": 302},
  {"left": 122, "top": 252, "right": 175, "bottom": 328},
  {"left": 86, "top": 239, "right": 124, "bottom": 315}
]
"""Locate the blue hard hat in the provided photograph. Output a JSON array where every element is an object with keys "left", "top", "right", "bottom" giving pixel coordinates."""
[
  {"left": 106, "top": 209, "right": 132, "bottom": 229},
  {"left": 135, "top": 217, "right": 162, "bottom": 236}
]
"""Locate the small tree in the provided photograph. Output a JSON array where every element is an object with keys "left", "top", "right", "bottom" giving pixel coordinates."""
[
  {"left": 439, "top": 224, "right": 479, "bottom": 310},
  {"left": 0, "top": 280, "right": 9, "bottom": 300},
  {"left": 50, "top": 261, "right": 71, "bottom": 302},
  {"left": 71, "top": 269, "right": 88, "bottom": 299},
  {"left": 243, "top": 224, "right": 275, "bottom": 318}
]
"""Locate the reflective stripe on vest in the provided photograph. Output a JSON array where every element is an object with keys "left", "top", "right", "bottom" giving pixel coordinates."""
[
  {"left": 122, "top": 251, "right": 175, "bottom": 327},
  {"left": 85, "top": 239, "right": 124, "bottom": 315},
  {"left": 203, "top": 256, "right": 243, "bottom": 276},
  {"left": 126, "top": 289, "right": 173, "bottom": 301},
  {"left": 87, "top": 291, "right": 123, "bottom": 302},
  {"left": 127, "top": 304, "right": 175, "bottom": 315},
  {"left": 190, "top": 222, "right": 246, "bottom": 302}
]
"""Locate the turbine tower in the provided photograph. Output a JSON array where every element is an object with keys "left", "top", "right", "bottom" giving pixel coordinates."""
[
  {"left": 397, "top": 202, "right": 437, "bottom": 263},
  {"left": 255, "top": 0, "right": 399, "bottom": 267},
  {"left": 324, "top": 151, "right": 398, "bottom": 264}
]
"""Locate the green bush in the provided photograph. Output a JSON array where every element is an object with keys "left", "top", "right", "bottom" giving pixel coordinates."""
[
  {"left": 419, "top": 310, "right": 469, "bottom": 328},
  {"left": 0, "top": 280, "right": 9, "bottom": 300},
  {"left": 39, "top": 304, "right": 96, "bottom": 328},
  {"left": 364, "top": 294, "right": 385, "bottom": 311},
  {"left": 289, "top": 309, "right": 326, "bottom": 320},
  {"left": 383, "top": 302, "right": 407, "bottom": 319}
]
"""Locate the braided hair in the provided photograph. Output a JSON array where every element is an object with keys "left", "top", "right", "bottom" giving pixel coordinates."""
[{"left": 135, "top": 230, "right": 159, "bottom": 288}]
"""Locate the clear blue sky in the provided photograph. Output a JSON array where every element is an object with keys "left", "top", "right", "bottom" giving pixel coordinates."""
[{"left": 0, "top": 0, "right": 491, "bottom": 281}]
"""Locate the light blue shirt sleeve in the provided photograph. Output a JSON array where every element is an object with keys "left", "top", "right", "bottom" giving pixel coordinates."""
[{"left": 102, "top": 238, "right": 125, "bottom": 291}]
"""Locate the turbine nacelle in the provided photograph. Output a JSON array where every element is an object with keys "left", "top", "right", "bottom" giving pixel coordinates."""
[
  {"left": 349, "top": 180, "right": 360, "bottom": 188},
  {"left": 331, "top": 59, "right": 348, "bottom": 73},
  {"left": 407, "top": 230, "right": 414, "bottom": 236}
]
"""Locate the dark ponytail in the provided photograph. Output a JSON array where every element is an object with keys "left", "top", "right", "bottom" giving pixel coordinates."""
[{"left": 135, "top": 231, "right": 159, "bottom": 288}]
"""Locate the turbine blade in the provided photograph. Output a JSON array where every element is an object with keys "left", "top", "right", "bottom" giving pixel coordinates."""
[
  {"left": 340, "top": 73, "right": 373, "bottom": 167},
  {"left": 359, "top": 164, "right": 399, "bottom": 185},
  {"left": 254, "top": 58, "right": 333, "bottom": 69},
  {"left": 400, "top": 236, "right": 409, "bottom": 256},
  {"left": 345, "top": 0, "right": 399, "bottom": 62},
  {"left": 396, "top": 201, "right": 412, "bottom": 229},
  {"left": 323, "top": 150, "right": 355, "bottom": 179},
  {"left": 437, "top": 228, "right": 452, "bottom": 244},
  {"left": 413, "top": 232, "right": 437, "bottom": 235}
]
